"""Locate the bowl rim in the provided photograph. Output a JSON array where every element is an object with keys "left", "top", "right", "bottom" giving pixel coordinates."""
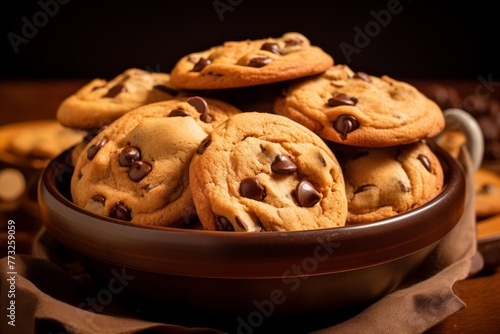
[{"left": 38, "top": 144, "right": 466, "bottom": 278}]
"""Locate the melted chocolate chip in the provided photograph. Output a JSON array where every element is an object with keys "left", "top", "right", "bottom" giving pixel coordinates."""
[
  {"left": 240, "top": 178, "right": 266, "bottom": 201},
  {"left": 187, "top": 96, "right": 208, "bottom": 114},
  {"left": 83, "top": 125, "right": 108, "bottom": 144},
  {"left": 168, "top": 108, "right": 190, "bottom": 117},
  {"left": 110, "top": 202, "right": 131, "bottom": 221},
  {"left": 399, "top": 180, "right": 412, "bottom": 193},
  {"left": 104, "top": 84, "right": 127, "bottom": 98},
  {"left": 353, "top": 71, "right": 372, "bottom": 83},
  {"left": 91, "top": 194, "right": 106, "bottom": 204},
  {"left": 129, "top": 161, "right": 152, "bottom": 182},
  {"left": 87, "top": 137, "right": 108, "bottom": 160},
  {"left": 271, "top": 155, "right": 297, "bottom": 174},
  {"left": 261, "top": 42, "right": 280, "bottom": 55},
  {"left": 235, "top": 217, "right": 249, "bottom": 231},
  {"left": 119, "top": 146, "right": 141, "bottom": 167},
  {"left": 200, "top": 112, "right": 213, "bottom": 123},
  {"left": 327, "top": 93, "right": 357, "bottom": 107},
  {"left": 417, "top": 154, "right": 431, "bottom": 172},
  {"left": 215, "top": 216, "right": 234, "bottom": 231},
  {"left": 248, "top": 57, "right": 272, "bottom": 68},
  {"left": 333, "top": 115, "right": 359, "bottom": 139},
  {"left": 295, "top": 181, "right": 321, "bottom": 207},
  {"left": 197, "top": 136, "right": 212, "bottom": 155},
  {"left": 153, "top": 84, "right": 177, "bottom": 96},
  {"left": 192, "top": 57, "right": 211, "bottom": 72}
]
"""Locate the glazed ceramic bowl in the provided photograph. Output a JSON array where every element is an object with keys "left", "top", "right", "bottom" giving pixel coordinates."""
[{"left": 38, "top": 140, "right": 466, "bottom": 332}]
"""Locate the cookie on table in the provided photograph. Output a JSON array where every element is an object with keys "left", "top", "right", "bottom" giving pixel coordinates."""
[
  {"left": 170, "top": 32, "right": 334, "bottom": 90},
  {"left": 435, "top": 129, "right": 467, "bottom": 160},
  {"left": 274, "top": 65, "right": 445, "bottom": 147},
  {"left": 7, "top": 120, "right": 86, "bottom": 160},
  {"left": 57, "top": 68, "right": 179, "bottom": 129},
  {"left": 337, "top": 140, "right": 444, "bottom": 224},
  {"left": 475, "top": 168, "right": 500, "bottom": 218},
  {"left": 71, "top": 97, "right": 241, "bottom": 227},
  {"left": 189, "top": 112, "right": 347, "bottom": 232}
]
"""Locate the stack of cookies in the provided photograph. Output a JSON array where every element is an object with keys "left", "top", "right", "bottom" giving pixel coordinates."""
[{"left": 59, "top": 32, "right": 446, "bottom": 232}]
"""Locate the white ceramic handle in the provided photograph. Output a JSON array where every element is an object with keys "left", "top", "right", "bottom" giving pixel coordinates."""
[{"left": 443, "top": 108, "right": 484, "bottom": 172}]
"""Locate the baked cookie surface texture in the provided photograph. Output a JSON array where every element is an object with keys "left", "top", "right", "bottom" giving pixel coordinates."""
[
  {"left": 274, "top": 65, "right": 445, "bottom": 147},
  {"left": 337, "top": 141, "right": 444, "bottom": 224},
  {"left": 71, "top": 97, "right": 241, "bottom": 227},
  {"left": 189, "top": 112, "right": 347, "bottom": 232}
]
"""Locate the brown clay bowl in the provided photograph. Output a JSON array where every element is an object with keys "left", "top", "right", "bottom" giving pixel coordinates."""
[{"left": 38, "top": 144, "right": 465, "bottom": 332}]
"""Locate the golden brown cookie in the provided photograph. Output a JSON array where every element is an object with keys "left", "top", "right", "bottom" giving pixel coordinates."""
[
  {"left": 6, "top": 120, "right": 86, "bottom": 161},
  {"left": 336, "top": 141, "right": 444, "bottom": 224},
  {"left": 71, "top": 97, "right": 241, "bottom": 227},
  {"left": 68, "top": 96, "right": 241, "bottom": 166},
  {"left": 475, "top": 168, "right": 500, "bottom": 218},
  {"left": 189, "top": 112, "right": 347, "bottom": 232},
  {"left": 435, "top": 129, "right": 467, "bottom": 160},
  {"left": 170, "top": 32, "right": 333, "bottom": 90},
  {"left": 57, "top": 68, "right": 179, "bottom": 129},
  {"left": 274, "top": 65, "right": 445, "bottom": 147}
]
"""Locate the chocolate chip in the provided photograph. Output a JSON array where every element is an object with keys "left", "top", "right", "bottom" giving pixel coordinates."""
[
  {"left": 333, "top": 115, "right": 359, "bottom": 139},
  {"left": 87, "top": 137, "right": 108, "bottom": 160},
  {"left": 261, "top": 42, "right": 280, "bottom": 55},
  {"left": 187, "top": 96, "right": 209, "bottom": 114},
  {"left": 327, "top": 93, "right": 357, "bottom": 107},
  {"left": 240, "top": 177, "right": 266, "bottom": 201},
  {"left": 479, "top": 183, "right": 494, "bottom": 194},
  {"left": 248, "top": 57, "right": 272, "bottom": 68},
  {"left": 235, "top": 217, "right": 249, "bottom": 231},
  {"left": 192, "top": 57, "right": 211, "bottom": 72},
  {"left": 103, "top": 84, "right": 127, "bottom": 98},
  {"left": 200, "top": 112, "right": 213, "bottom": 123},
  {"left": 83, "top": 125, "right": 108, "bottom": 144},
  {"left": 110, "top": 202, "right": 131, "bottom": 221},
  {"left": 417, "top": 154, "right": 431, "bottom": 172},
  {"left": 119, "top": 146, "right": 141, "bottom": 167},
  {"left": 353, "top": 71, "right": 372, "bottom": 83},
  {"left": 271, "top": 155, "right": 297, "bottom": 174},
  {"left": 153, "top": 84, "right": 177, "bottom": 96},
  {"left": 128, "top": 161, "right": 152, "bottom": 182},
  {"left": 354, "top": 184, "right": 375, "bottom": 194},
  {"left": 168, "top": 108, "right": 190, "bottom": 117},
  {"left": 295, "top": 181, "right": 321, "bottom": 207},
  {"left": 91, "top": 194, "right": 106, "bottom": 204},
  {"left": 215, "top": 216, "right": 234, "bottom": 231},
  {"left": 197, "top": 136, "right": 211, "bottom": 155},
  {"left": 399, "top": 180, "right": 412, "bottom": 193}
]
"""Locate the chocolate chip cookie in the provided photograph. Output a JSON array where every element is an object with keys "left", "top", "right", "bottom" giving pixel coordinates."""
[
  {"left": 170, "top": 32, "right": 333, "bottom": 90},
  {"left": 6, "top": 120, "right": 86, "bottom": 161},
  {"left": 337, "top": 140, "right": 444, "bottom": 224},
  {"left": 189, "top": 112, "right": 347, "bottom": 232},
  {"left": 71, "top": 97, "right": 240, "bottom": 226},
  {"left": 57, "top": 68, "right": 179, "bottom": 129},
  {"left": 475, "top": 168, "right": 500, "bottom": 218},
  {"left": 274, "top": 65, "right": 445, "bottom": 147}
]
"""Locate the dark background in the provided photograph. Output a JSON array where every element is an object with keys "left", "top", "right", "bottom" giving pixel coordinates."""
[{"left": 1, "top": 0, "right": 499, "bottom": 81}]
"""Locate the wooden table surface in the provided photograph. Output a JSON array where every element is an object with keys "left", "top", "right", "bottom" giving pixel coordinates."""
[{"left": 0, "top": 79, "right": 499, "bottom": 333}]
